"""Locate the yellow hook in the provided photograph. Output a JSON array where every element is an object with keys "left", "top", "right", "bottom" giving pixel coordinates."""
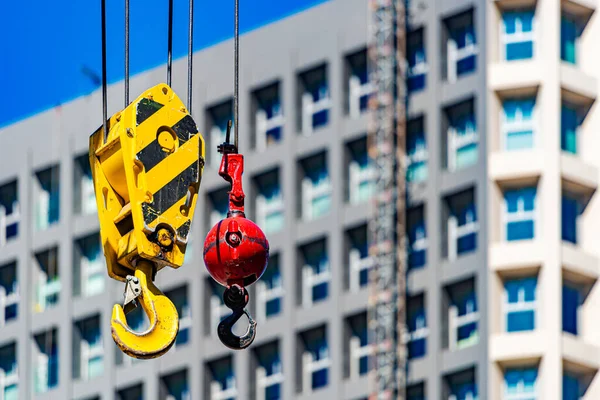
[{"left": 110, "top": 260, "right": 179, "bottom": 359}]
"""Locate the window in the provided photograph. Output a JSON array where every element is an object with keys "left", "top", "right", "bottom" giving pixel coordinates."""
[
  {"left": 563, "top": 372, "right": 583, "bottom": 400},
  {"left": 299, "top": 152, "right": 331, "bottom": 221},
  {"left": 253, "top": 82, "right": 283, "bottom": 151},
  {"left": 346, "top": 137, "right": 374, "bottom": 205},
  {"left": 407, "top": 294, "right": 427, "bottom": 360},
  {"left": 298, "top": 64, "right": 330, "bottom": 135},
  {"left": 562, "top": 192, "right": 581, "bottom": 244},
  {"left": 503, "top": 187, "right": 537, "bottom": 241},
  {"left": 166, "top": 286, "right": 191, "bottom": 347},
  {"left": 446, "top": 279, "right": 479, "bottom": 350},
  {"left": 206, "top": 357, "right": 236, "bottom": 400},
  {"left": 563, "top": 282, "right": 582, "bottom": 335},
  {"left": 0, "top": 180, "right": 19, "bottom": 246},
  {"left": 117, "top": 383, "right": 143, "bottom": 400},
  {"left": 206, "top": 278, "right": 228, "bottom": 338},
  {"left": 345, "top": 49, "right": 372, "bottom": 118},
  {"left": 501, "top": 10, "right": 535, "bottom": 61},
  {"left": 345, "top": 313, "right": 369, "bottom": 378},
  {"left": 0, "top": 261, "right": 18, "bottom": 327},
  {"left": 444, "top": 189, "right": 478, "bottom": 260},
  {"left": 75, "top": 233, "right": 104, "bottom": 298},
  {"left": 502, "top": 98, "right": 536, "bottom": 150},
  {"left": 299, "top": 326, "right": 329, "bottom": 394},
  {"left": 207, "top": 187, "right": 229, "bottom": 230},
  {"left": 34, "top": 328, "right": 59, "bottom": 393},
  {"left": 444, "top": 10, "right": 477, "bottom": 82},
  {"left": 407, "top": 117, "right": 427, "bottom": 183},
  {"left": 34, "top": 247, "right": 60, "bottom": 313},
  {"left": 407, "top": 205, "right": 427, "bottom": 270},
  {"left": 254, "top": 169, "right": 284, "bottom": 234},
  {"left": 256, "top": 254, "right": 283, "bottom": 321},
  {"left": 34, "top": 165, "right": 60, "bottom": 231},
  {"left": 505, "top": 367, "right": 537, "bottom": 400},
  {"left": 407, "top": 383, "right": 425, "bottom": 400},
  {"left": 346, "top": 225, "right": 372, "bottom": 292},
  {"left": 299, "top": 239, "right": 330, "bottom": 308},
  {"left": 445, "top": 367, "right": 477, "bottom": 400},
  {"left": 408, "top": 28, "right": 427, "bottom": 92},
  {"left": 445, "top": 99, "right": 477, "bottom": 172},
  {"left": 0, "top": 342, "right": 17, "bottom": 400},
  {"left": 74, "top": 315, "right": 103, "bottom": 380},
  {"left": 206, "top": 99, "right": 234, "bottom": 169},
  {"left": 561, "top": 103, "right": 582, "bottom": 154},
  {"left": 561, "top": 14, "right": 579, "bottom": 64},
  {"left": 254, "top": 342, "right": 283, "bottom": 400},
  {"left": 504, "top": 277, "right": 537, "bottom": 332},
  {"left": 74, "top": 154, "right": 96, "bottom": 215},
  {"left": 161, "top": 369, "right": 190, "bottom": 400}
]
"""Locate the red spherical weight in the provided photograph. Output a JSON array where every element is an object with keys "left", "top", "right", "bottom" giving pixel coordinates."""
[{"left": 203, "top": 216, "right": 270, "bottom": 288}]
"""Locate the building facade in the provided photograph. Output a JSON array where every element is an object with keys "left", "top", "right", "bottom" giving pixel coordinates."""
[{"left": 0, "top": 0, "right": 373, "bottom": 399}]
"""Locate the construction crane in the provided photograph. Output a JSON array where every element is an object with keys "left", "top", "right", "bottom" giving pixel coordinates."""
[
  {"left": 367, "top": 0, "right": 407, "bottom": 399},
  {"left": 88, "top": 0, "right": 269, "bottom": 359}
]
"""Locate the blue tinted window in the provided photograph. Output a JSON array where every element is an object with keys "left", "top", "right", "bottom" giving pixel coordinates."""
[
  {"left": 503, "top": 98, "right": 535, "bottom": 150},
  {"left": 561, "top": 16, "right": 578, "bottom": 64},
  {"left": 504, "top": 187, "right": 536, "bottom": 241},
  {"left": 503, "top": 11, "right": 534, "bottom": 61},
  {"left": 561, "top": 105, "right": 579, "bottom": 154},
  {"left": 505, "top": 277, "right": 537, "bottom": 332},
  {"left": 563, "top": 285, "right": 579, "bottom": 335},
  {"left": 562, "top": 194, "right": 579, "bottom": 244}
]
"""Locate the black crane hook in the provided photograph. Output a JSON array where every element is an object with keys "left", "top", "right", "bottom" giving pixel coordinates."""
[{"left": 217, "top": 284, "right": 257, "bottom": 350}]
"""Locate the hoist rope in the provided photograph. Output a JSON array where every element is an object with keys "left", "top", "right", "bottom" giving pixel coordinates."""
[
  {"left": 233, "top": 0, "right": 239, "bottom": 150},
  {"left": 167, "top": 0, "right": 174, "bottom": 87},
  {"left": 101, "top": 0, "right": 108, "bottom": 143},
  {"left": 125, "top": 0, "right": 130, "bottom": 106},
  {"left": 187, "top": 0, "right": 194, "bottom": 111}
]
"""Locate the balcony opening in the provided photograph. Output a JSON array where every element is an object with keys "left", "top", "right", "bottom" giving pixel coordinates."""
[
  {"left": 407, "top": 116, "right": 427, "bottom": 183},
  {"left": 344, "top": 312, "right": 370, "bottom": 379},
  {"left": 443, "top": 188, "right": 478, "bottom": 261},
  {"left": 345, "top": 136, "right": 374, "bottom": 205},
  {"left": 297, "top": 326, "right": 329, "bottom": 395},
  {"left": 73, "top": 315, "right": 103, "bottom": 381},
  {"left": 407, "top": 293, "right": 427, "bottom": 360},
  {"left": 252, "top": 341, "right": 283, "bottom": 400},
  {"left": 501, "top": 9, "right": 535, "bottom": 61},
  {"left": 443, "top": 278, "right": 479, "bottom": 351},
  {"left": 442, "top": 9, "right": 477, "bottom": 83},
  {"left": 407, "top": 205, "right": 427, "bottom": 270},
  {"left": 34, "top": 165, "right": 60, "bottom": 231},
  {"left": 501, "top": 97, "right": 536, "bottom": 151},
  {"left": 344, "top": 49, "right": 371, "bottom": 118},
  {"left": 562, "top": 278, "right": 590, "bottom": 337},
  {"left": 160, "top": 369, "right": 190, "bottom": 400},
  {"left": 34, "top": 247, "right": 60, "bottom": 313},
  {"left": 344, "top": 224, "right": 372, "bottom": 293},
  {"left": 443, "top": 366, "right": 478, "bottom": 400},
  {"left": 503, "top": 275, "right": 537, "bottom": 332},
  {"left": 298, "top": 238, "right": 329, "bottom": 308},
  {"left": 563, "top": 363, "right": 596, "bottom": 400},
  {"left": 443, "top": 98, "right": 477, "bottom": 172},
  {"left": 165, "top": 286, "right": 191, "bottom": 347},
  {"left": 34, "top": 328, "right": 59, "bottom": 394},
  {"left": 74, "top": 154, "right": 96, "bottom": 215},
  {"left": 408, "top": 28, "right": 427, "bottom": 92},
  {"left": 252, "top": 82, "right": 283, "bottom": 151},
  {"left": 205, "top": 356, "right": 237, "bottom": 400},
  {"left": 74, "top": 233, "right": 104, "bottom": 298},
  {"left": 255, "top": 253, "right": 283, "bottom": 322},
  {"left": 0, "top": 180, "right": 19, "bottom": 246},
  {"left": 206, "top": 99, "right": 234, "bottom": 169},
  {"left": 0, "top": 261, "right": 18, "bottom": 327},
  {"left": 298, "top": 152, "right": 331, "bottom": 221},
  {"left": 253, "top": 168, "right": 284, "bottom": 234},
  {"left": 297, "top": 64, "right": 330, "bottom": 135},
  {"left": 0, "top": 342, "right": 17, "bottom": 400}
]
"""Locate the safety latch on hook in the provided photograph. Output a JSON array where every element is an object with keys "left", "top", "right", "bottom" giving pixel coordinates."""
[{"left": 122, "top": 275, "right": 142, "bottom": 315}]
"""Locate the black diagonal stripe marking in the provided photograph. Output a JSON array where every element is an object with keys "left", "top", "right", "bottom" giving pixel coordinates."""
[
  {"left": 136, "top": 98, "right": 164, "bottom": 126},
  {"left": 136, "top": 114, "right": 200, "bottom": 173},
  {"left": 142, "top": 161, "right": 199, "bottom": 225},
  {"left": 171, "top": 115, "right": 198, "bottom": 144},
  {"left": 177, "top": 220, "right": 191, "bottom": 239}
]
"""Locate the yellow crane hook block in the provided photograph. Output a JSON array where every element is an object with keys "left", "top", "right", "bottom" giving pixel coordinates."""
[{"left": 89, "top": 83, "right": 205, "bottom": 282}]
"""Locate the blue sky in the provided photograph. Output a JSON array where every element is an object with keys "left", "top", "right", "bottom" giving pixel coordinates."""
[{"left": 0, "top": 0, "right": 328, "bottom": 128}]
